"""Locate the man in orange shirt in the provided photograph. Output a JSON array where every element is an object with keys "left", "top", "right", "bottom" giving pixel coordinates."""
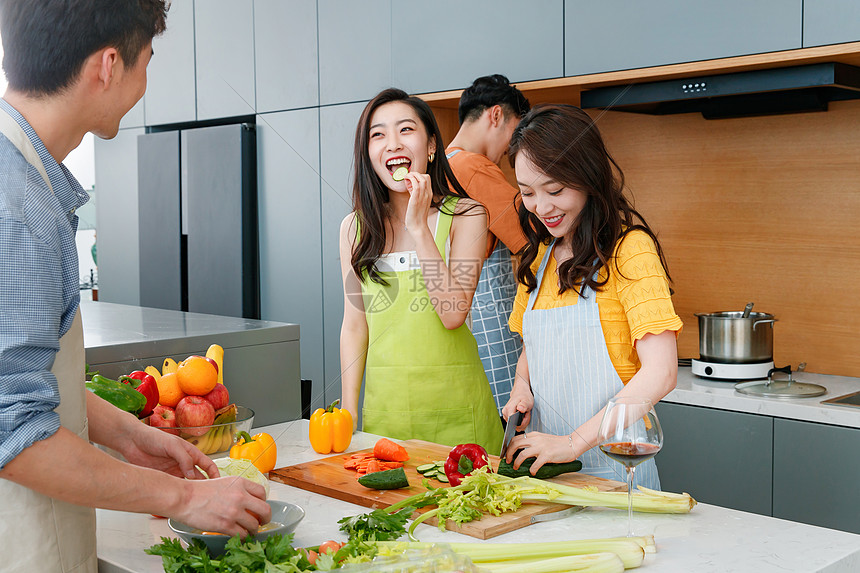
[{"left": 446, "top": 75, "right": 530, "bottom": 416}]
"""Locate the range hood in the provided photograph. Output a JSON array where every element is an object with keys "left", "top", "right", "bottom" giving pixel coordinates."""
[{"left": 580, "top": 63, "right": 860, "bottom": 119}]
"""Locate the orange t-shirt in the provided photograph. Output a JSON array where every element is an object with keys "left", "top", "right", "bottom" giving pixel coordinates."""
[
  {"left": 446, "top": 147, "right": 527, "bottom": 257},
  {"left": 509, "top": 230, "right": 683, "bottom": 383}
]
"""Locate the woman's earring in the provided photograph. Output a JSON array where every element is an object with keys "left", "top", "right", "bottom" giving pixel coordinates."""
[{"left": 428, "top": 152, "right": 435, "bottom": 163}]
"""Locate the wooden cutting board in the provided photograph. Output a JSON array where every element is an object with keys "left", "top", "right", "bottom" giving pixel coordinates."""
[{"left": 270, "top": 439, "right": 626, "bottom": 539}]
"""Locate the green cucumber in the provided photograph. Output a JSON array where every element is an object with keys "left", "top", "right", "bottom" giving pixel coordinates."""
[
  {"left": 357, "top": 467, "right": 409, "bottom": 490},
  {"left": 497, "top": 458, "right": 583, "bottom": 480},
  {"left": 435, "top": 472, "right": 449, "bottom": 483},
  {"left": 416, "top": 463, "right": 437, "bottom": 473}
]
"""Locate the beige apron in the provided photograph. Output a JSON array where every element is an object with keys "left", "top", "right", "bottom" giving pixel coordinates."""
[{"left": 0, "top": 106, "right": 98, "bottom": 572}]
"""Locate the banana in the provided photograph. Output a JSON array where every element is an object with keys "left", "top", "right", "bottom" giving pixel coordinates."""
[
  {"left": 219, "top": 427, "right": 234, "bottom": 452},
  {"left": 187, "top": 431, "right": 213, "bottom": 454},
  {"left": 205, "top": 344, "right": 224, "bottom": 385},
  {"left": 162, "top": 357, "right": 178, "bottom": 376},
  {"left": 206, "top": 426, "right": 224, "bottom": 454},
  {"left": 144, "top": 365, "right": 162, "bottom": 382}
]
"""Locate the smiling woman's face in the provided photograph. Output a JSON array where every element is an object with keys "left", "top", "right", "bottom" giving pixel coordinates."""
[
  {"left": 516, "top": 152, "right": 587, "bottom": 239},
  {"left": 367, "top": 101, "right": 435, "bottom": 193}
]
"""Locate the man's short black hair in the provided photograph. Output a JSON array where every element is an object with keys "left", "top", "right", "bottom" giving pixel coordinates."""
[
  {"left": 0, "top": 0, "right": 168, "bottom": 96},
  {"left": 458, "top": 74, "right": 530, "bottom": 125}
]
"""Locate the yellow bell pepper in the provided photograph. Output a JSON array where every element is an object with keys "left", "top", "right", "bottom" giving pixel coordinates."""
[
  {"left": 229, "top": 431, "right": 277, "bottom": 474},
  {"left": 309, "top": 399, "right": 353, "bottom": 454}
]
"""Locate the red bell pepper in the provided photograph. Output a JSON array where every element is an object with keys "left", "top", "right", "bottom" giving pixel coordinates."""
[
  {"left": 122, "top": 371, "right": 160, "bottom": 418},
  {"left": 444, "top": 443, "right": 491, "bottom": 486}
]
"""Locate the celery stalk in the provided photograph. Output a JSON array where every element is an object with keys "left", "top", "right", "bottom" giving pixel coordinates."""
[
  {"left": 480, "top": 552, "right": 625, "bottom": 573},
  {"left": 377, "top": 537, "right": 646, "bottom": 569}
]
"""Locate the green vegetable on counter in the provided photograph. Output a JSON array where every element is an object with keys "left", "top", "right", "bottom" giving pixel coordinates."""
[
  {"left": 146, "top": 534, "right": 321, "bottom": 572},
  {"left": 85, "top": 374, "right": 147, "bottom": 415},
  {"left": 497, "top": 457, "right": 583, "bottom": 479}
]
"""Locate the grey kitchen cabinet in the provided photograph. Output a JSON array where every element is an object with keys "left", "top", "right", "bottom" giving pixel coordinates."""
[
  {"left": 654, "top": 402, "right": 773, "bottom": 516},
  {"left": 773, "top": 419, "right": 860, "bottom": 534},
  {"left": 195, "top": 0, "right": 256, "bottom": 120},
  {"left": 137, "top": 131, "right": 182, "bottom": 311},
  {"left": 803, "top": 0, "right": 860, "bottom": 47},
  {"left": 256, "top": 109, "right": 324, "bottom": 406},
  {"left": 319, "top": 102, "right": 366, "bottom": 410},
  {"left": 93, "top": 128, "right": 145, "bottom": 306},
  {"left": 255, "top": 0, "right": 319, "bottom": 113},
  {"left": 144, "top": 0, "right": 196, "bottom": 125},
  {"left": 391, "top": 0, "right": 563, "bottom": 94},
  {"left": 565, "top": 0, "right": 802, "bottom": 77},
  {"left": 318, "top": 0, "right": 391, "bottom": 106}
]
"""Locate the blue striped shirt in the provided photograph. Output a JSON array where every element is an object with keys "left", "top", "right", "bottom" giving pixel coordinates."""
[{"left": 0, "top": 98, "right": 89, "bottom": 470}]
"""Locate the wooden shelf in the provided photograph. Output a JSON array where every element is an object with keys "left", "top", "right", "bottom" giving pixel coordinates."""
[{"left": 421, "top": 41, "right": 860, "bottom": 108}]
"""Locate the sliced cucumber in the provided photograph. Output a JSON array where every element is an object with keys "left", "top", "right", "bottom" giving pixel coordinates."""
[
  {"left": 416, "top": 463, "right": 437, "bottom": 473},
  {"left": 436, "top": 472, "right": 449, "bottom": 483}
]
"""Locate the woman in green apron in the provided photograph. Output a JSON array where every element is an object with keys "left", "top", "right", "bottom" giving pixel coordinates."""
[{"left": 339, "top": 89, "right": 503, "bottom": 453}]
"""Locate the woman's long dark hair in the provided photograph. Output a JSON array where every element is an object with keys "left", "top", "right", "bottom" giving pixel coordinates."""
[
  {"left": 509, "top": 104, "right": 671, "bottom": 296},
  {"left": 351, "top": 88, "right": 469, "bottom": 284}
]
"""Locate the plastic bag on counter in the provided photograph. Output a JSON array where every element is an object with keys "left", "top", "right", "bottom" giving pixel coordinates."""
[{"left": 338, "top": 544, "right": 483, "bottom": 573}]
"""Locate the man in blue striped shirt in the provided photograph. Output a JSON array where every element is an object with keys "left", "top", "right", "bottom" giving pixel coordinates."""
[{"left": 0, "top": 2, "right": 269, "bottom": 568}]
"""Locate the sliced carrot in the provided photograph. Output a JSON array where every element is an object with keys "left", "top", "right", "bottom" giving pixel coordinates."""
[
  {"left": 365, "top": 459, "right": 382, "bottom": 474},
  {"left": 373, "top": 438, "right": 409, "bottom": 462}
]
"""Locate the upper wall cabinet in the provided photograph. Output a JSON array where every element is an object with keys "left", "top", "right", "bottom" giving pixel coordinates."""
[
  {"left": 391, "top": 0, "right": 564, "bottom": 94},
  {"left": 318, "top": 0, "right": 392, "bottom": 105},
  {"left": 803, "top": 0, "right": 860, "bottom": 47},
  {"left": 144, "top": 0, "right": 196, "bottom": 126},
  {"left": 196, "top": 0, "right": 256, "bottom": 120},
  {"left": 255, "top": 0, "right": 319, "bottom": 113},
  {"left": 565, "top": 0, "right": 802, "bottom": 77}
]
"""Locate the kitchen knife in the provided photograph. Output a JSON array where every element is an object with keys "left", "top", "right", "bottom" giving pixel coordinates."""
[{"left": 500, "top": 411, "right": 524, "bottom": 459}]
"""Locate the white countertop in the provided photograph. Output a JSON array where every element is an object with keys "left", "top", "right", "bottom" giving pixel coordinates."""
[
  {"left": 664, "top": 367, "right": 860, "bottom": 429},
  {"left": 97, "top": 420, "right": 860, "bottom": 573}
]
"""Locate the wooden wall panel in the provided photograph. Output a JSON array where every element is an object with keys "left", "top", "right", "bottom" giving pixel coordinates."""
[{"left": 592, "top": 101, "right": 860, "bottom": 376}]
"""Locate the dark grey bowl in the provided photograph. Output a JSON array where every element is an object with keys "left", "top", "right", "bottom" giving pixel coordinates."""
[{"left": 168, "top": 500, "right": 305, "bottom": 556}]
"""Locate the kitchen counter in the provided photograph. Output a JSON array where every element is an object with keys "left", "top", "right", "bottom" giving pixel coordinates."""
[
  {"left": 664, "top": 367, "right": 860, "bottom": 429},
  {"left": 97, "top": 420, "right": 860, "bottom": 573}
]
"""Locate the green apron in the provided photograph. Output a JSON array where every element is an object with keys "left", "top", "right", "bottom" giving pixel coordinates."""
[{"left": 361, "top": 197, "right": 503, "bottom": 452}]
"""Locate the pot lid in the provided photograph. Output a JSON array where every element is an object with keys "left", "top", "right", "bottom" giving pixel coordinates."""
[
  {"left": 734, "top": 364, "right": 825, "bottom": 398},
  {"left": 734, "top": 379, "right": 827, "bottom": 398}
]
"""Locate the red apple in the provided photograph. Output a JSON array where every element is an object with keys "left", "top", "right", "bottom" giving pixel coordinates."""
[
  {"left": 201, "top": 382, "right": 229, "bottom": 410},
  {"left": 175, "top": 395, "right": 215, "bottom": 436},
  {"left": 150, "top": 405, "right": 180, "bottom": 436}
]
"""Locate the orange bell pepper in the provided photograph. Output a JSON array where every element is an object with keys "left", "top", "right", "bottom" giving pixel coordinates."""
[
  {"left": 229, "top": 431, "right": 277, "bottom": 474},
  {"left": 309, "top": 399, "right": 353, "bottom": 454}
]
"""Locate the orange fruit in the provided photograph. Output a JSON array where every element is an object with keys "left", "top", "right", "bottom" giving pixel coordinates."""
[
  {"left": 176, "top": 356, "right": 218, "bottom": 396},
  {"left": 157, "top": 372, "right": 186, "bottom": 408}
]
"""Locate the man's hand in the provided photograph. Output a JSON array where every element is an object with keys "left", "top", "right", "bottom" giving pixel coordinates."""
[
  {"left": 120, "top": 423, "right": 219, "bottom": 480},
  {"left": 173, "top": 476, "right": 271, "bottom": 539}
]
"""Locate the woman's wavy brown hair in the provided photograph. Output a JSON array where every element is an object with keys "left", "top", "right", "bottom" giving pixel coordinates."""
[
  {"left": 508, "top": 103, "right": 671, "bottom": 296},
  {"left": 351, "top": 88, "right": 470, "bottom": 285}
]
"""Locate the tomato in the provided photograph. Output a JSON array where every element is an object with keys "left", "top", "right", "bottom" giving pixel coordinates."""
[
  {"left": 318, "top": 540, "right": 341, "bottom": 556},
  {"left": 305, "top": 549, "right": 318, "bottom": 565}
]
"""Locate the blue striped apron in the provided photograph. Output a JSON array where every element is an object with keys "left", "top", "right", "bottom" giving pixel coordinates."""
[
  {"left": 446, "top": 149, "right": 523, "bottom": 413},
  {"left": 522, "top": 239, "right": 660, "bottom": 490}
]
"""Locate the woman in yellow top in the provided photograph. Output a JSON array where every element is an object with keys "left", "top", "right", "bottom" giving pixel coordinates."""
[{"left": 501, "top": 104, "right": 682, "bottom": 489}]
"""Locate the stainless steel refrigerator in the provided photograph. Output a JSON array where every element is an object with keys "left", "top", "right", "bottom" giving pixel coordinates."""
[{"left": 137, "top": 123, "right": 259, "bottom": 319}]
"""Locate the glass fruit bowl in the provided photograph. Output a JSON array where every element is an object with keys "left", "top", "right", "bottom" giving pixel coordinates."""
[{"left": 150, "top": 405, "right": 255, "bottom": 456}]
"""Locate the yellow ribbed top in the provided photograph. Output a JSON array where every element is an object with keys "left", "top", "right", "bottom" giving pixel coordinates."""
[{"left": 509, "top": 230, "right": 683, "bottom": 383}]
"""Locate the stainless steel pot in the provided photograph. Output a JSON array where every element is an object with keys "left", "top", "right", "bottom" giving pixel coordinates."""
[{"left": 695, "top": 311, "right": 777, "bottom": 364}]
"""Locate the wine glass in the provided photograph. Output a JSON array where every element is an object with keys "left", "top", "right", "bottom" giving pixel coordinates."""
[{"left": 597, "top": 397, "right": 663, "bottom": 536}]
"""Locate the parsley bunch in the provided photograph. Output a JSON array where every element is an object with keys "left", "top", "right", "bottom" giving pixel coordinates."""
[
  {"left": 337, "top": 506, "right": 414, "bottom": 542},
  {"left": 145, "top": 533, "right": 334, "bottom": 572}
]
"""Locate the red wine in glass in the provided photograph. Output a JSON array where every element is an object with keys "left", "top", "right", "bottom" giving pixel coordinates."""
[{"left": 599, "top": 442, "right": 660, "bottom": 467}]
